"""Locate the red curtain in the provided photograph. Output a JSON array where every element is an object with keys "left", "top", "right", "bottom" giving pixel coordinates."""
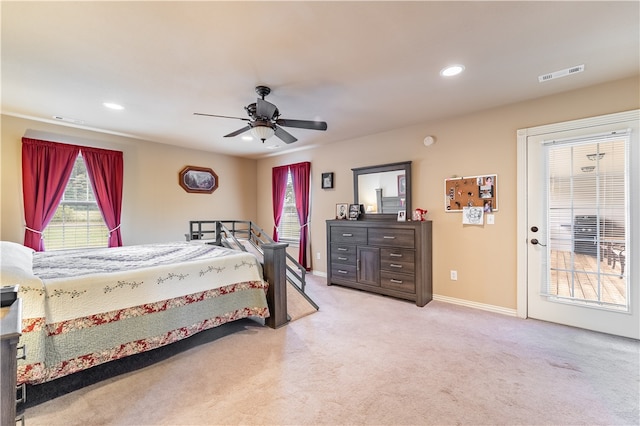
[
  {"left": 82, "top": 146, "right": 124, "bottom": 247},
  {"left": 21, "top": 138, "right": 80, "bottom": 251},
  {"left": 290, "top": 162, "right": 311, "bottom": 270},
  {"left": 272, "top": 165, "right": 289, "bottom": 241}
]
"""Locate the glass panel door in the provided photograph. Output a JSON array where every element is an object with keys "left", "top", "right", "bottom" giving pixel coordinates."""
[{"left": 545, "top": 134, "right": 628, "bottom": 311}]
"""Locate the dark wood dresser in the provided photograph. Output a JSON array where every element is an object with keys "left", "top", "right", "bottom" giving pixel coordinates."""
[
  {"left": 326, "top": 220, "right": 432, "bottom": 306},
  {"left": 1, "top": 297, "right": 24, "bottom": 425}
]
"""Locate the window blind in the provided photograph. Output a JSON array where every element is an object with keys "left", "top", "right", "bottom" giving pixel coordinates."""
[{"left": 543, "top": 130, "right": 629, "bottom": 309}]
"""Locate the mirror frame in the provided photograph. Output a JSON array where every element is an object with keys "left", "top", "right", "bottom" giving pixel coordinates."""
[{"left": 352, "top": 161, "right": 412, "bottom": 220}]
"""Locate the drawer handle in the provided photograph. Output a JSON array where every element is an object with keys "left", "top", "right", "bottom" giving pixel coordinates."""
[
  {"left": 390, "top": 264, "right": 403, "bottom": 268},
  {"left": 338, "top": 257, "right": 348, "bottom": 261},
  {"left": 17, "top": 345, "right": 26, "bottom": 360},
  {"left": 337, "top": 247, "right": 348, "bottom": 251},
  {"left": 342, "top": 233, "right": 353, "bottom": 237},
  {"left": 337, "top": 270, "right": 348, "bottom": 274},
  {"left": 16, "top": 383, "right": 26, "bottom": 404},
  {"left": 390, "top": 279, "right": 403, "bottom": 284},
  {"left": 383, "top": 236, "right": 396, "bottom": 239},
  {"left": 389, "top": 253, "right": 403, "bottom": 257}
]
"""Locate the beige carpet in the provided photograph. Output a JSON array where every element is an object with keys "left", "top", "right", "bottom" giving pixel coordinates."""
[
  {"left": 25, "top": 274, "right": 640, "bottom": 425},
  {"left": 231, "top": 238, "right": 318, "bottom": 322},
  {"left": 286, "top": 279, "right": 318, "bottom": 321}
]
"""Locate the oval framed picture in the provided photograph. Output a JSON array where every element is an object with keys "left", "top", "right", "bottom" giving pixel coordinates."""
[{"left": 179, "top": 166, "right": 219, "bottom": 194}]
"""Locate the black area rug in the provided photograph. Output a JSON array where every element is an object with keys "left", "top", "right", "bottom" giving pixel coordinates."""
[{"left": 21, "top": 319, "right": 257, "bottom": 409}]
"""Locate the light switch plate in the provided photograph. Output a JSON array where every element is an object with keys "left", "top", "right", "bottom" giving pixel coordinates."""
[{"left": 487, "top": 214, "right": 495, "bottom": 225}]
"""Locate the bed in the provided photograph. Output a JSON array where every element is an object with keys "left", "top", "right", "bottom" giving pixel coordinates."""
[
  {"left": 0, "top": 240, "right": 276, "bottom": 386},
  {"left": 375, "top": 188, "right": 403, "bottom": 214}
]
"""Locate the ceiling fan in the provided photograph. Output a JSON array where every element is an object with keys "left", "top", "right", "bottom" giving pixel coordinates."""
[{"left": 194, "top": 86, "right": 328, "bottom": 144}]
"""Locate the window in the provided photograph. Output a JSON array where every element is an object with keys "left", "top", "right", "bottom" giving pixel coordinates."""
[
  {"left": 545, "top": 132, "right": 629, "bottom": 310},
  {"left": 278, "top": 170, "right": 300, "bottom": 243},
  {"left": 43, "top": 154, "right": 108, "bottom": 249}
]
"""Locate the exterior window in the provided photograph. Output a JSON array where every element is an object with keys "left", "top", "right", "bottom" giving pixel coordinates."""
[
  {"left": 278, "top": 171, "right": 300, "bottom": 243},
  {"left": 43, "top": 154, "right": 108, "bottom": 249}
]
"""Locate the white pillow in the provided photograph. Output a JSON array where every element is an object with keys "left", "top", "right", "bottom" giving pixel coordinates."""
[{"left": 0, "top": 241, "right": 35, "bottom": 284}]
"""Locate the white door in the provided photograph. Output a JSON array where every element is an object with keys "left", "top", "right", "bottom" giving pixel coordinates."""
[{"left": 519, "top": 110, "right": 639, "bottom": 339}]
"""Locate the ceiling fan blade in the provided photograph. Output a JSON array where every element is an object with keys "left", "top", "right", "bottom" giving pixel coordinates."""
[
  {"left": 224, "top": 126, "right": 251, "bottom": 138},
  {"left": 256, "top": 98, "right": 278, "bottom": 120},
  {"left": 194, "top": 112, "right": 250, "bottom": 122},
  {"left": 276, "top": 118, "right": 327, "bottom": 131},
  {"left": 274, "top": 126, "right": 298, "bottom": 144}
]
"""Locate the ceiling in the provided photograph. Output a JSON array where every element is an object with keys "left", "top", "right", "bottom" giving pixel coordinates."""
[{"left": 2, "top": 1, "right": 638, "bottom": 160}]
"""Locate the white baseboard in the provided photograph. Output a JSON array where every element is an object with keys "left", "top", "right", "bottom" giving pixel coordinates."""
[
  {"left": 309, "top": 271, "right": 515, "bottom": 316},
  {"left": 432, "top": 294, "right": 517, "bottom": 317}
]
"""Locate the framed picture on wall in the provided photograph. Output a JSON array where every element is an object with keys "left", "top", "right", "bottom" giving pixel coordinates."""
[
  {"left": 179, "top": 166, "right": 218, "bottom": 194},
  {"left": 322, "top": 172, "right": 334, "bottom": 189}
]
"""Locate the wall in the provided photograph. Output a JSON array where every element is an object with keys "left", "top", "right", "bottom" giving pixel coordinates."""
[
  {"left": 255, "top": 76, "right": 640, "bottom": 311},
  {"left": 1, "top": 115, "right": 258, "bottom": 245},
  {"left": 2, "top": 77, "right": 637, "bottom": 311}
]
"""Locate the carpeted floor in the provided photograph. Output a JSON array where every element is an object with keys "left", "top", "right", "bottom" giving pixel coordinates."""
[
  {"left": 24, "top": 274, "right": 640, "bottom": 425},
  {"left": 285, "top": 279, "right": 318, "bottom": 321}
]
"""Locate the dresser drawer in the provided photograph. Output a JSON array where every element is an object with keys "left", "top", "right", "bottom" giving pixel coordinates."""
[
  {"left": 380, "top": 248, "right": 415, "bottom": 274},
  {"left": 380, "top": 271, "right": 415, "bottom": 293},
  {"left": 332, "top": 264, "right": 357, "bottom": 281},
  {"left": 330, "top": 227, "right": 367, "bottom": 244},
  {"left": 368, "top": 228, "right": 414, "bottom": 248},
  {"left": 331, "top": 245, "right": 357, "bottom": 265}
]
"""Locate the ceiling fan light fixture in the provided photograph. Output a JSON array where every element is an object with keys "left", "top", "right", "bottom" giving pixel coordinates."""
[
  {"left": 587, "top": 153, "right": 605, "bottom": 161},
  {"left": 250, "top": 124, "right": 275, "bottom": 142}
]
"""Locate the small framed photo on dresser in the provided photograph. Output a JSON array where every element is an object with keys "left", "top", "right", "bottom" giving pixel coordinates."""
[
  {"left": 348, "top": 204, "right": 362, "bottom": 220},
  {"left": 397, "top": 210, "right": 406, "bottom": 221},
  {"left": 336, "top": 203, "right": 348, "bottom": 219}
]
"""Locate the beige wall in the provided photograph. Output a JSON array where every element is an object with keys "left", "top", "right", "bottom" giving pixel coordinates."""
[
  {"left": 2, "top": 77, "right": 637, "bottom": 311},
  {"left": 1, "top": 115, "right": 258, "bottom": 245},
  {"left": 255, "top": 76, "right": 640, "bottom": 311}
]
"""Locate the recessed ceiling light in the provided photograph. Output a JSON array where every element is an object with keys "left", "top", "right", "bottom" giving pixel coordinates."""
[
  {"left": 440, "top": 65, "right": 465, "bottom": 77},
  {"left": 103, "top": 102, "right": 124, "bottom": 110},
  {"left": 266, "top": 145, "right": 280, "bottom": 150}
]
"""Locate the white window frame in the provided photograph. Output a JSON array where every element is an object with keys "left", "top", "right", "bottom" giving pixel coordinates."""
[
  {"left": 278, "top": 170, "right": 300, "bottom": 245},
  {"left": 43, "top": 153, "right": 109, "bottom": 250}
]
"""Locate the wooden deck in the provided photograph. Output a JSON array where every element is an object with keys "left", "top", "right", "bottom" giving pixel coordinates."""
[{"left": 549, "top": 250, "right": 627, "bottom": 307}]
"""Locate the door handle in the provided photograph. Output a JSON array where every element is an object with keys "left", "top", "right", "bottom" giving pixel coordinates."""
[{"left": 530, "top": 238, "right": 546, "bottom": 247}]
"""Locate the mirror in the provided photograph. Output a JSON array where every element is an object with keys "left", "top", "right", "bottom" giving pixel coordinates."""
[{"left": 353, "top": 161, "right": 411, "bottom": 220}]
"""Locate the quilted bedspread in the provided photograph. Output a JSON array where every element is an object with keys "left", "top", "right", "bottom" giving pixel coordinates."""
[{"left": 1, "top": 241, "right": 270, "bottom": 385}]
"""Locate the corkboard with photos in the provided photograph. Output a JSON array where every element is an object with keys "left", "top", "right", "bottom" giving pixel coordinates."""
[{"left": 444, "top": 174, "right": 498, "bottom": 212}]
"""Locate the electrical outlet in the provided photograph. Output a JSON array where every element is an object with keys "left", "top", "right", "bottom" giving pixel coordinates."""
[
  {"left": 316, "top": 252, "right": 321, "bottom": 260},
  {"left": 450, "top": 270, "right": 458, "bottom": 281}
]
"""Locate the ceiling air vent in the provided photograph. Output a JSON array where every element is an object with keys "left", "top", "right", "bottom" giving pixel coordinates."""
[{"left": 538, "top": 64, "right": 585, "bottom": 83}]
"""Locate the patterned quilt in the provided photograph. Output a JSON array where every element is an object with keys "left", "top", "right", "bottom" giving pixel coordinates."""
[{"left": 1, "top": 241, "right": 270, "bottom": 385}]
